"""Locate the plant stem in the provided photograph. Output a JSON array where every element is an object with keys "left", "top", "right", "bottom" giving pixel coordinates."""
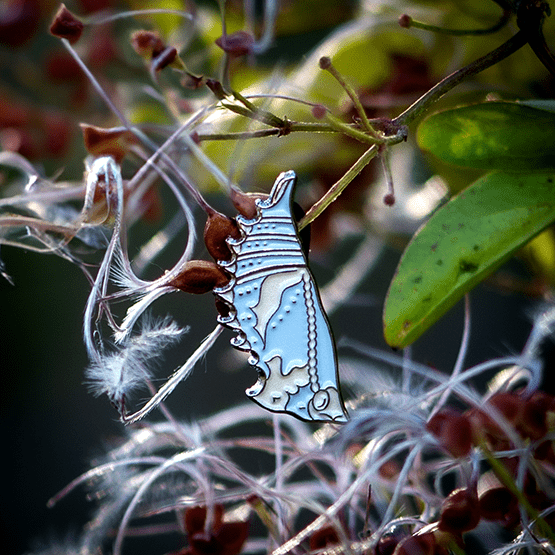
[
  {"left": 394, "top": 30, "right": 529, "bottom": 126},
  {"left": 299, "top": 144, "right": 379, "bottom": 230},
  {"left": 320, "top": 57, "right": 381, "bottom": 139},
  {"left": 325, "top": 112, "right": 377, "bottom": 144},
  {"left": 404, "top": 9, "right": 511, "bottom": 35}
]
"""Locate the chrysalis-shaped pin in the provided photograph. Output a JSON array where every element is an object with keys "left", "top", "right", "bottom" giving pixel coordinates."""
[{"left": 215, "top": 171, "right": 348, "bottom": 422}]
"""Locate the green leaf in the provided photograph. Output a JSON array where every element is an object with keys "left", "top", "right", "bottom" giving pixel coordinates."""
[
  {"left": 417, "top": 102, "right": 555, "bottom": 170},
  {"left": 383, "top": 171, "right": 555, "bottom": 348}
]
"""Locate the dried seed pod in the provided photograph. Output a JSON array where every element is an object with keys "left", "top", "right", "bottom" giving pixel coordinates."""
[
  {"left": 215, "top": 31, "right": 254, "bottom": 57},
  {"left": 130, "top": 30, "right": 166, "bottom": 58},
  {"left": 520, "top": 391, "right": 554, "bottom": 440},
  {"left": 478, "top": 470, "right": 518, "bottom": 526},
  {"left": 80, "top": 124, "right": 131, "bottom": 163},
  {"left": 309, "top": 526, "right": 340, "bottom": 551},
  {"left": 204, "top": 211, "right": 241, "bottom": 262},
  {"left": 49, "top": 4, "right": 84, "bottom": 44},
  {"left": 230, "top": 188, "right": 268, "bottom": 220},
  {"left": 438, "top": 488, "right": 480, "bottom": 534},
  {"left": 169, "top": 260, "right": 229, "bottom": 294},
  {"left": 205, "top": 79, "right": 226, "bottom": 100},
  {"left": 427, "top": 409, "right": 472, "bottom": 458}
]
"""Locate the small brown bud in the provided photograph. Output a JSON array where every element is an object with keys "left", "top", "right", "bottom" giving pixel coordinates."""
[
  {"left": 383, "top": 193, "right": 396, "bottom": 206},
  {"left": 427, "top": 409, "right": 472, "bottom": 458},
  {"left": 438, "top": 488, "right": 480, "bottom": 534},
  {"left": 215, "top": 31, "right": 254, "bottom": 57},
  {"left": 230, "top": 188, "right": 267, "bottom": 220},
  {"left": 130, "top": 30, "right": 165, "bottom": 58},
  {"left": 204, "top": 211, "right": 241, "bottom": 262},
  {"left": 478, "top": 471, "right": 518, "bottom": 525},
  {"left": 169, "top": 260, "right": 229, "bottom": 294},
  {"left": 311, "top": 104, "right": 327, "bottom": 119},
  {"left": 80, "top": 123, "right": 130, "bottom": 163},
  {"left": 398, "top": 14, "right": 412, "bottom": 29},
  {"left": 308, "top": 526, "right": 340, "bottom": 551},
  {"left": 319, "top": 56, "right": 332, "bottom": 70},
  {"left": 181, "top": 72, "right": 204, "bottom": 89},
  {"left": 205, "top": 79, "right": 226, "bottom": 100},
  {"left": 50, "top": 4, "right": 84, "bottom": 44}
]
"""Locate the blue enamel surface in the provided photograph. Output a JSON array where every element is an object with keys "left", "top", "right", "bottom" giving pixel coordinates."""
[{"left": 215, "top": 171, "right": 347, "bottom": 422}]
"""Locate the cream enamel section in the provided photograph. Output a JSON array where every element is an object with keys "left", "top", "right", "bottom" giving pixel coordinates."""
[{"left": 214, "top": 171, "right": 348, "bottom": 422}]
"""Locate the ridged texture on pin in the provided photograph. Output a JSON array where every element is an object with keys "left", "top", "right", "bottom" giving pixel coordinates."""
[{"left": 214, "top": 171, "right": 347, "bottom": 422}]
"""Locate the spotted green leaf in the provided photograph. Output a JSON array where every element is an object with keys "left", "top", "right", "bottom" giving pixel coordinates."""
[
  {"left": 417, "top": 102, "right": 555, "bottom": 170},
  {"left": 383, "top": 171, "right": 555, "bottom": 348}
]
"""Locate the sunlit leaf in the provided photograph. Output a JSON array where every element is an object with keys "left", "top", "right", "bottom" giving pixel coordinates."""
[
  {"left": 383, "top": 171, "right": 555, "bottom": 348},
  {"left": 417, "top": 102, "right": 555, "bottom": 170}
]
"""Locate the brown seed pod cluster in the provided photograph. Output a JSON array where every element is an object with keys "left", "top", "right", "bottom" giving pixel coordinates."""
[
  {"left": 428, "top": 391, "right": 555, "bottom": 459},
  {"left": 80, "top": 124, "right": 133, "bottom": 163},
  {"left": 420, "top": 389, "right": 555, "bottom": 545}
]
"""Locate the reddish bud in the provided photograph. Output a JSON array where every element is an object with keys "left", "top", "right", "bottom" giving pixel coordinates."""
[
  {"left": 427, "top": 409, "right": 472, "bottom": 458},
  {"left": 311, "top": 104, "right": 327, "bottom": 119},
  {"left": 130, "top": 30, "right": 166, "bottom": 58},
  {"left": 319, "top": 56, "right": 332, "bottom": 70},
  {"left": 204, "top": 212, "right": 241, "bottom": 262},
  {"left": 438, "top": 488, "right": 480, "bottom": 534},
  {"left": 489, "top": 392, "right": 522, "bottom": 424},
  {"left": 520, "top": 391, "right": 554, "bottom": 440},
  {"left": 478, "top": 470, "right": 518, "bottom": 526},
  {"left": 309, "top": 526, "right": 340, "bottom": 551},
  {"left": 383, "top": 193, "right": 396, "bottom": 206},
  {"left": 215, "top": 31, "right": 254, "bottom": 57},
  {"left": 49, "top": 4, "right": 84, "bottom": 44},
  {"left": 466, "top": 392, "right": 524, "bottom": 449},
  {"left": 168, "top": 260, "right": 230, "bottom": 294},
  {"left": 206, "top": 79, "right": 226, "bottom": 100},
  {"left": 182, "top": 72, "right": 205, "bottom": 89},
  {"left": 80, "top": 124, "right": 131, "bottom": 163},
  {"left": 398, "top": 14, "right": 412, "bottom": 28},
  {"left": 230, "top": 188, "right": 267, "bottom": 220}
]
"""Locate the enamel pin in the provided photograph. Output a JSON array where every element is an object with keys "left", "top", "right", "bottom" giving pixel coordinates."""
[{"left": 215, "top": 171, "right": 348, "bottom": 422}]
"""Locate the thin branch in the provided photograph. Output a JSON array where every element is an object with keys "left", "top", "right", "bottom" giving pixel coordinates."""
[{"left": 394, "top": 30, "right": 529, "bottom": 126}]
